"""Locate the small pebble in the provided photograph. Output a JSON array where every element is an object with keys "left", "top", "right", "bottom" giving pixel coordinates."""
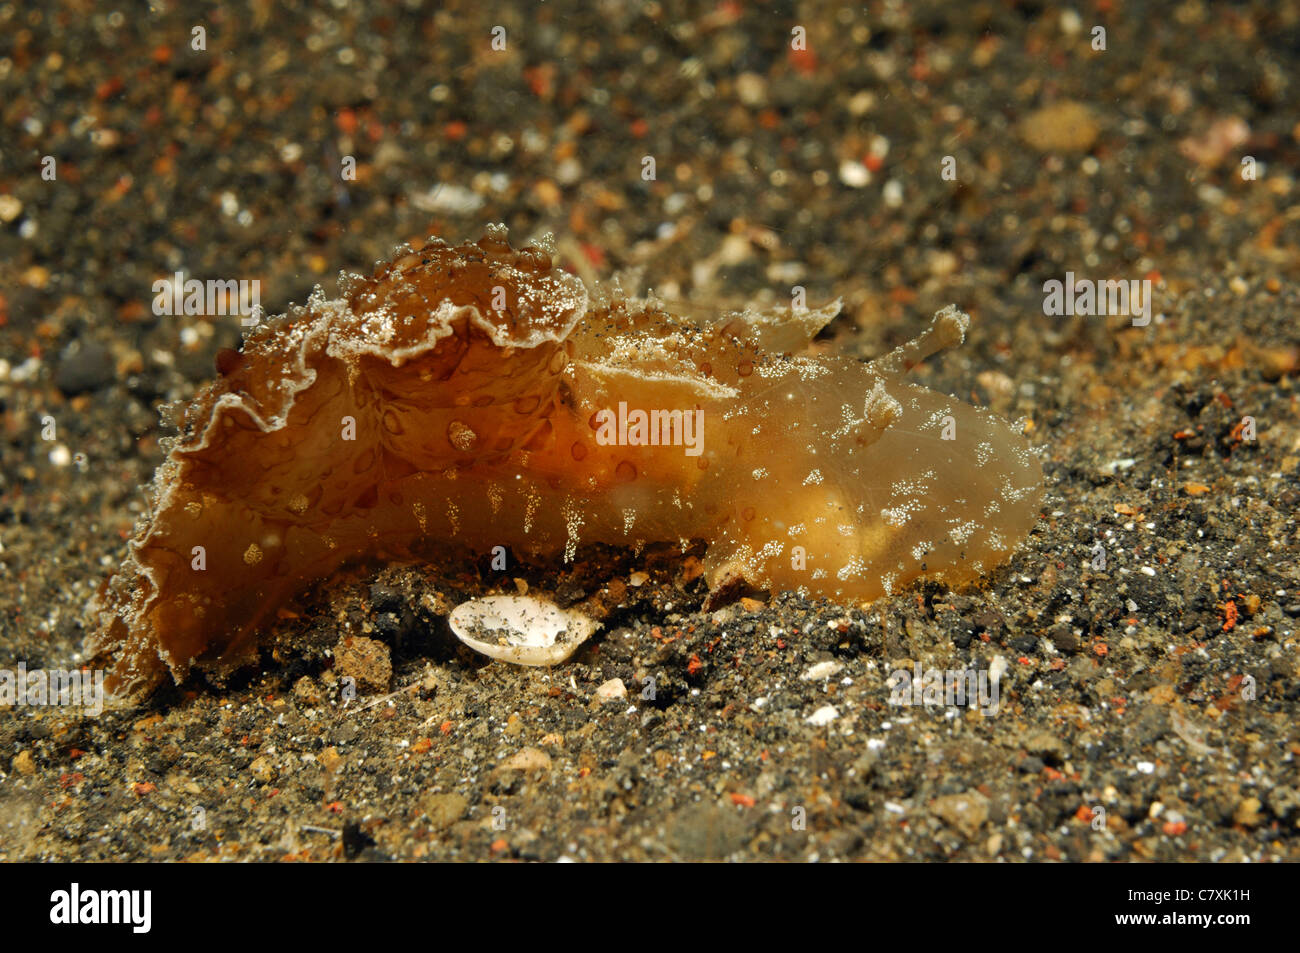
[
  {"left": 594, "top": 677, "right": 627, "bottom": 702},
  {"left": 838, "top": 160, "right": 871, "bottom": 188},
  {"left": 805, "top": 704, "right": 839, "bottom": 726},
  {"left": 422, "top": 793, "right": 468, "bottom": 830},
  {"left": 1019, "top": 101, "right": 1099, "bottom": 152},
  {"left": 801, "top": 660, "right": 843, "bottom": 681},
  {"left": 499, "top": 747, "right": 552, "bottom": 773},
  {"left": 55, "top": 340, "right": 115, "bottom": 395},
  {"left": 0, "top": 194, "right": 22, "bottom": 223},
  {"left": 333, "top": 635, "right": 392, "bottom": 692},
  {"left": 248, "top": 756, "right": 277, "bottom": 783}
]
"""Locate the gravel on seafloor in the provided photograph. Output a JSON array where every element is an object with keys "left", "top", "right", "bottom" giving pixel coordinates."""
[{"left": 1, "top": 0, "right": 1298, "bottom": 861}]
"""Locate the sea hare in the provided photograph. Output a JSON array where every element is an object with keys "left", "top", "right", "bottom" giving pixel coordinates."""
[{"left": 87, "top": 225, "right": 1042, "bottom": 700}]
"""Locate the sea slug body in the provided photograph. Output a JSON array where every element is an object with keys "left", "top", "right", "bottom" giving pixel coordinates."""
[{"left": 86, "top": 226, "right": 1043, "bottom": 700}]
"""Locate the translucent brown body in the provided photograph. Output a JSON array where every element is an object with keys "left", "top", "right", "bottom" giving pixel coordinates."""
[{"left": 87, "top": 226, "right": 1043, "bottom": 700}]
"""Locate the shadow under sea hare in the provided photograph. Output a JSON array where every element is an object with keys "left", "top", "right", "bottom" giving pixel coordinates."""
[{"left": 86, "top": 226, "right": 1043, "bottom": 701}]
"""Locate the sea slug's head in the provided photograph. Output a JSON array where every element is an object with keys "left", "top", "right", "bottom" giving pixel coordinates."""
[
  {"left": 343, "top": 223, "right": 588, "bottom": 352},
  {"left": 336, "top": 226, "right": 591, "bottom": 469}
]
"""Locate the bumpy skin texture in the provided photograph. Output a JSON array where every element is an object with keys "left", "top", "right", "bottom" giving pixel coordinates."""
[{"left": 87, "top": 226, "right": 1043, "bottom": 701}]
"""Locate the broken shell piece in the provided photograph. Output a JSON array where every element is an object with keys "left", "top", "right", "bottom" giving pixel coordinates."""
[{"left": 449, "top": 595, "right": 600, "bottom": 666}]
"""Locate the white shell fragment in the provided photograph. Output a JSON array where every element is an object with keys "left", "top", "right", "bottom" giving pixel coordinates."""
[
  {"left": 448, "top": 595, "right": 600, "bottom": 666},
  {"left": 800, "top": 660, "right": 844, "bottom": 681},
  {"left": 805, "top": 704, "right": 840, "bottom": 726}
]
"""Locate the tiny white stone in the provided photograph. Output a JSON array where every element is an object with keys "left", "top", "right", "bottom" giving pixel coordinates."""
[
  {"left": 988, "top": 655, "right": 1008, "bottom": 684},
  {"left": 800, "top": 660, "right": 843, "bottom": 681},
  {"left": 805, "top": 704, "right": 839, "bottom": 726},
  {"left": 838, "top": 160, "right": 871, "bottom": 188}
]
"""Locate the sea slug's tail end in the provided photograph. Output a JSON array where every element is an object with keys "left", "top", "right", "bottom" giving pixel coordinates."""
[{"left": 84, "top": 586, "right": 168, "bottom": 707}]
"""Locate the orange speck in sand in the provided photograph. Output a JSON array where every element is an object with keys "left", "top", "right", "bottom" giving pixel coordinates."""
[{"left": 1220, "top": 600, "right": 1238, "bottom": 632}]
